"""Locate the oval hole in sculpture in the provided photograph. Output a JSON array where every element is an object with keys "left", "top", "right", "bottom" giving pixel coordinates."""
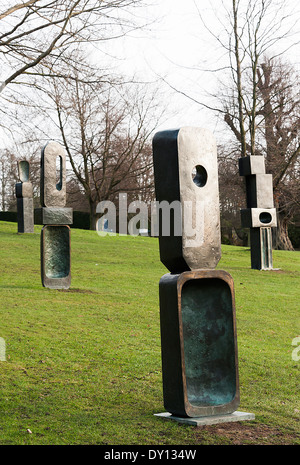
[
  {"left": 19, "top": 160, "right": 29, "bottom": 182},
  {"left": 56, "top": 156, "right": 63, "bottom": 191},
  {"left": 192, "top": 165, "right": 208, "bottom": 187},
  {"left": 259, "top": 212, "right": 272, "bottom": 224}
]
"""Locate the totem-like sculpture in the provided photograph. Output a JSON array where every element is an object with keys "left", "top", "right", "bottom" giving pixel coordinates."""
[
  {"left": 37, "top": 141, "right": 72, "bottom": 289},
  {"left": 239, "top": 156, "right": 277, "bottom": 270},
  {"left": 15, "top": 160, "right": 34, "bottom": 233},
  {"left": 152, "top": 127, "right": 244, "bottom": 421}
]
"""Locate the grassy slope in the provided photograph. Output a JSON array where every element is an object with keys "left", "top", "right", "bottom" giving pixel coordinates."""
[{"left": 0, "top": 221, "right": 299, "bottom": 445}]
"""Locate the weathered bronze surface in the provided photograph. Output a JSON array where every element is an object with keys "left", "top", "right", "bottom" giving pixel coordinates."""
[
  {"left": 41, "top": 225, "right": 71, "bottom": 289},
  {"left": 250, "top": 227, "right": 273, "bottom": 270},
  {"left": 152, "top": 127, "right": 221, "bottom": 273},
  {"left": 15, "top": 160, "right": 34, "bottom": 233},
  {"left": 239, "top": 155, "right": 276, "bottom": 270},
  {"left": 40, "top": 142, "right": 66, "bottom": 208},
  {"left": 39, "top": 142, "right": 72, "bottom": 289},
  {"left": 35, "top": 207, "right": 73, "bottom": 225},
  {"left": 18, "top": 160, "right": 30, "bottom": 182},
  {"left": 159, "top": 269, "right": 240, "bottom": 418}
]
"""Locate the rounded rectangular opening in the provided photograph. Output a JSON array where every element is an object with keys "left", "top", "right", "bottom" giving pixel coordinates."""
[
  {"left": 181, "top": 278, "right": 237, "bottom": 407},
  {"left": 44, "top": 226, "right": 70, "bottom": 279},
  {"left": 19, "top": 160, "right": 30, "bottom": 182},
  {"left": 56, "top": 156, "right": 63, "bottom": 191}
]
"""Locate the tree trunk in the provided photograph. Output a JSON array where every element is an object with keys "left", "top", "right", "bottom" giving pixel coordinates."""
[
  {"left": 272, "top": 210, "right": 294, "bottom": 251},
  {"left": 89, "top": 199, "right": 98, "bottom": 231}
]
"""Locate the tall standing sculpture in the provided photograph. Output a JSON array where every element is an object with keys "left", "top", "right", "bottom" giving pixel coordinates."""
[
  {"left": 153, "top": 127, "right": 254, "bottom": 424},
  {"left": 15, "top": 160, "right": 34, "bottom": 233},
  {"left": 239, "top": 156, "right": 277, "bottom": 270},
  {"left": 37, "top": 141, "right": 73, "bottom": 289}
]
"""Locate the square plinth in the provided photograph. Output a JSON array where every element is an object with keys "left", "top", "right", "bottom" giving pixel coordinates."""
[
  {"left": 155, "top": 411, "right": 255, "bottom": 426},
  {"left": 35, "top": 207, "right": 73, "bottom": 225}
]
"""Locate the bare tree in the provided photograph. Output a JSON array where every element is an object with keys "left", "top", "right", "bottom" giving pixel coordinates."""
[
  {"left": 0, "top": 149, "right": 17, "bottom": 211},
  {"left": 0, "top": 138, "right": 43, "bottom": 211},
  {"left": 0, "top": 0, "right": 144, "bottom": 94},
  {"left": 42, "top": 71, "right": 162, "bottom": 229},
  {"left": 189, "top": 0, "right": 300, "bottom": 249},
  {"left": 222, "top": 0, "right": 300, "bottom": 158},
  {"left": 256, "top": 58, "right": 300, "bottom": 249}
]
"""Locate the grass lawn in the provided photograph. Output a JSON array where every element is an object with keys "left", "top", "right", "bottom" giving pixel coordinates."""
[{"left": 0, "top": 220, "right": 299, "bottom": 445}]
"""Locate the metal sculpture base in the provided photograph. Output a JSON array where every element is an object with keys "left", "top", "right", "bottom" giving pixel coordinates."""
[
  {"left": 154, "top": 411, "right": 255, "bottom": 426},
  {"left": 41, "top": 225, "right": 71, "bottom": 289},
  {"left": 159, "top": 269, "right": 240, "bottom": 418}
]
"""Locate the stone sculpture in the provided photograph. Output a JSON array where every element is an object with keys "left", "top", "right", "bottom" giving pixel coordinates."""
[
  {"left": 239, "top": 155, "right": 277, "bottom": 270},
  {"left": 15, "top": 160, "right": 34, "bottom": 233},
  {"left": 152, "top": 127, "right": 253, "bottom": 423},
  {"left": 37, "top": 141, "right": 72, "bottom": 289}
]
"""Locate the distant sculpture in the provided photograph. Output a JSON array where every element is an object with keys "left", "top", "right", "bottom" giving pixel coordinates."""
[
  {"left": 37, "top": 141, "right": 73, "bottom": 289},
  {"left": 152, "top": 128, "right": 243, "bottom": 420},
  {"left": 15, "top": 160, "right": 34, "bottom": 233},
  {"left": 239, "top": 156, "right": 277, "bottom": 270}
]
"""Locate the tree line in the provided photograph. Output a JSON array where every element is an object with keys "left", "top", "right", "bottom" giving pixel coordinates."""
[{"left": 0, "top": 0, "right": 299, "bottom": 248}]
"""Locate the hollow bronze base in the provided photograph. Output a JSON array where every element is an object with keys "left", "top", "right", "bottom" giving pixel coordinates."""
[{"left": 159, "top": 269, "right": 240, "bottom": 418}]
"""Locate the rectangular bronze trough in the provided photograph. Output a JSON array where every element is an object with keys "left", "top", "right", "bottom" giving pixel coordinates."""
[
  {"left": 41, "top": 225, "right": 71, "bottom": 289},
  {"left": 159, "top": 269, "right": 240, "bottom": 418}
]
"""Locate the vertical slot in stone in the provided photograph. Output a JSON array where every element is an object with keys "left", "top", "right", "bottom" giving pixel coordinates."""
[{"left": 56, "top": 156, "right": 63, "bottom": 191}]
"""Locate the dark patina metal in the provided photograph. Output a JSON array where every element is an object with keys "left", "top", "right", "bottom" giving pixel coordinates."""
[
  {"left": 159, "top": 269, "right": 240, "bottom": 418},
  {"left": 15, "top": 160, "right": 34, "bottom": 234},
  {"left": 239, "top": 155, "right": 277, "bottom": 270},
  {"left": 152, "top": 127, "right": 241, "bottom": 419},
  {"left": 39, "top": 142, "right": 72, "bottom": 289},
  {"left": 41, "top": 225, "right": 71, "bottom": 289}
]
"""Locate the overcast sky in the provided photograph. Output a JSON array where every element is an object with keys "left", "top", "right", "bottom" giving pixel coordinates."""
[{"left": 98, "top": 0, "right": 300, "bottom": 136}]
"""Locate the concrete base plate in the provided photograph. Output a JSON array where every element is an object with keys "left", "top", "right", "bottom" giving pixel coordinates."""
[{"left": 154, "top": 411, "right": 255, "bottom": 426}]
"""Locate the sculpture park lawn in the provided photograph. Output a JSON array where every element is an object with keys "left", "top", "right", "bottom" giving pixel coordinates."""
[{"left": 0, "top": 221, "right": 299, "bottom": 445}]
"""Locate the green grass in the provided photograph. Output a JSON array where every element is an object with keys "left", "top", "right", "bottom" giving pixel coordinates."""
[{"left": 0, "top": 221, "right": 299, "bottom": 445}]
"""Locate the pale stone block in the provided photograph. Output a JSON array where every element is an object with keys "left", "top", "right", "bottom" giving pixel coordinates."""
[
  {"left": 241, "top": 208, "right": 277, "bottom": 228},
  {"left": 15, "top": 182, "right": 33, "bottom": 199},
  {"left": 41, "top": 141, "right": 66, "bottom": 207},
  {"left": 239, "top": 155, "right": 266, "bottom": 176},
  {"left": 17, "top": 197, "right": 34, "bottom": 233},
  {"left": 153, "top": 127, "right": 221, "bottom": 272}
]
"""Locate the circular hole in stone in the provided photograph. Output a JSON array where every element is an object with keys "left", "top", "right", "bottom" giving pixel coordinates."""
[
  {"left": 259, "top": 212, "right": 272, "bottom": 224},
  {"left": 192, "top": 165, "right": 208, "bottom": 187}
]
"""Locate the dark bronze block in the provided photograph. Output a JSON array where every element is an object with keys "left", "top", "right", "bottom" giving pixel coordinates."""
[
  {"left": 17, "top": 197, "right": 34, "bottom": 233},
  {"left": 250, "top": 227, "right": 273, "bottom": 270},
  {"left": 239, "top": 155, "right": 265, "bottom": 176},
  {"left": 15, "top": 182, "right": 33, "bottom": 199},
  {"left": 41, "top": 225, "right": 71, "bottom": 289},
  {"left": 240, "top": 207, "right": 277, "bottom": 228},
  {"left": 159, "top": 269, "right": 240, "bottom": 417},
  {"left": 152, "top": 127, "right": 221, "bottom": 273},
  {"left": 35, "top": 207, "right": 73, "bottom": 225},
  {"left": 245, "top": 174, "right": 274, "bottom": 209}
]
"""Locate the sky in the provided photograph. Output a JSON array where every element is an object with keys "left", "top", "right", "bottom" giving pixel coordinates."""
[
  {"left": 1, "top": 0, "right": 299, "bottom": 150},
  {"left": 93, "top": 0, "right": 226, "bottom": 134},
  {"left": 95, "top": 0, "right": 300, "bottom": 138}
]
